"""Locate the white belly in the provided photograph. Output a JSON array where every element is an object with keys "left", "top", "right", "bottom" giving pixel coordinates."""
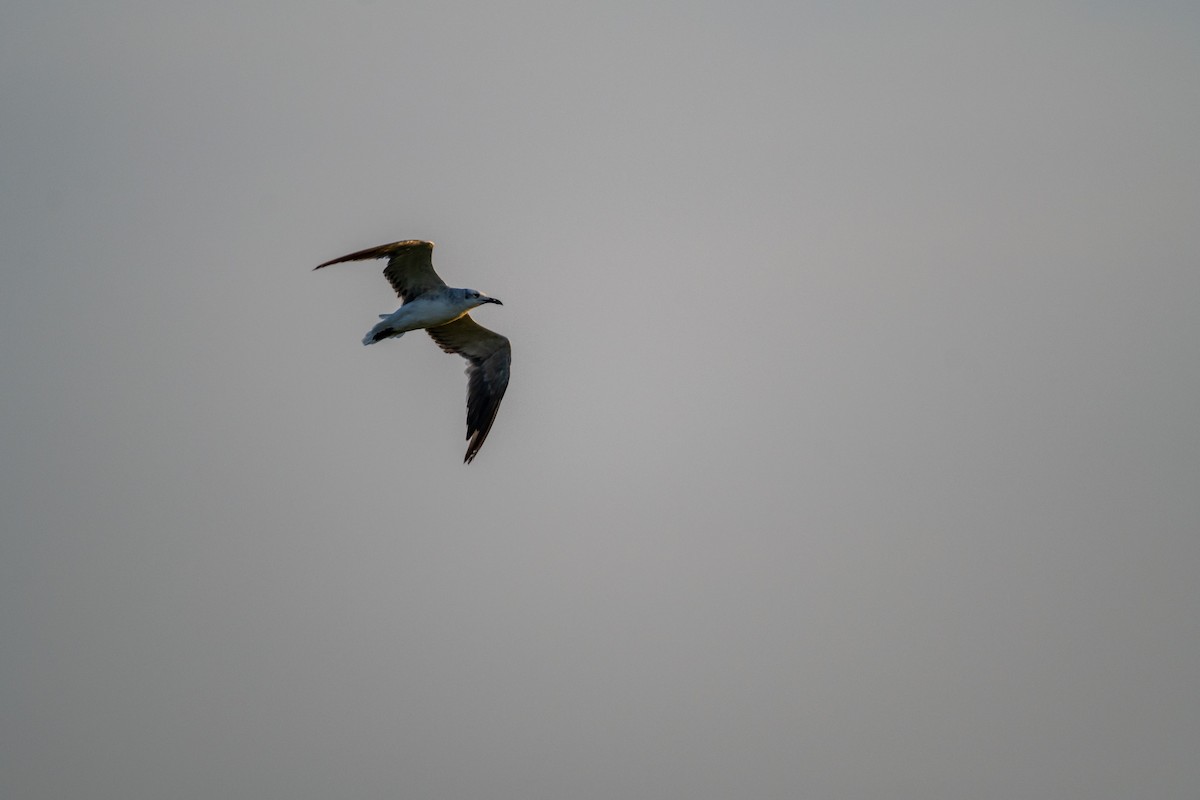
[{"left": 382, "top": 297, "right": 468, "bottom": 332}]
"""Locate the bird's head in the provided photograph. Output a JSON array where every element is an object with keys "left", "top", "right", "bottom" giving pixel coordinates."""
[{"left": 465, "top": 289, "right": 503, "bottom": 307}]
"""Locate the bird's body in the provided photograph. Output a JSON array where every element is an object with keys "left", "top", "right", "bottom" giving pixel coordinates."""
[
  {"left": 315, "top": 240, "right": 510, "bottom": 463},
  {"left": 363, "top": 288, "right": 490, "bottom": 345}
]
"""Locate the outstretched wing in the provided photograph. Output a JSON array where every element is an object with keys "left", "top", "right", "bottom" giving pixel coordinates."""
[
  {"left": 314, "top": 240, "right": 446, "bottom": 302},
  {"left": 426, "top": 316, "right": 512, "bottom": 463}
]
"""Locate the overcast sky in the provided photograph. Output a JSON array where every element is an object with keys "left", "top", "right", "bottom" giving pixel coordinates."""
[{"left": 2, "top": 2, "right": 1199, "bottom": 798}]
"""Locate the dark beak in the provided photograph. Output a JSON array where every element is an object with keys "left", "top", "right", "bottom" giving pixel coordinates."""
[{"left": 486, "top": 297, "right": 503, "bottom": 305}]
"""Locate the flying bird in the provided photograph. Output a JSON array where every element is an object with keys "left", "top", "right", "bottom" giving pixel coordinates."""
[{"left": 315, "top": 240, "right": 510, "bottom": 463}]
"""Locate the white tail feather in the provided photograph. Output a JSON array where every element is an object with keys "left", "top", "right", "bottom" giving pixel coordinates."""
[{"left": 363, "top": 319, "right": 406, "bottom": 345}]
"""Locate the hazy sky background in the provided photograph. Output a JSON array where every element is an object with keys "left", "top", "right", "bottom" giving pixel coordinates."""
[{"left": 3, "top": 2, "right": 1198, "bottom": 798}]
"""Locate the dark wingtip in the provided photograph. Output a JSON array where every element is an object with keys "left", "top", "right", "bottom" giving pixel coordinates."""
[
  {"left": 463, "top": 433, "right": 484, "bottom": 464},
  {"left": 313, "top": 256, "right": 347, "bottom": 271}
]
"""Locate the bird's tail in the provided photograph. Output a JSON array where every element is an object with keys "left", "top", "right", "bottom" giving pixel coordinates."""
[{"left": 363, "top": 319, "right": 406, "bottom": 346}]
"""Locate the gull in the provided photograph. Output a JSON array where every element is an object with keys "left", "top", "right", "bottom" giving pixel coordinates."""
[{"left": 314, "top": 240, "right": 510, "bottom": 463}]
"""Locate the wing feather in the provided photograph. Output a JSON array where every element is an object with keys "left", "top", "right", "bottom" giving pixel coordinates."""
[
  {"left": 426, "top": 316, "right": 512, "bottom": 463},
  {"left": 314, "top": 240, "right": 446, "bottom": 302}
]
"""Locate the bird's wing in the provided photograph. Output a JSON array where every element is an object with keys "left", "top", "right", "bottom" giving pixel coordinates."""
[
  {"left": 426, "top": 316, "right": 512, "bottom": 463},
  {"left": 313, "top": 240, "right": 446, "bottom": 302}
]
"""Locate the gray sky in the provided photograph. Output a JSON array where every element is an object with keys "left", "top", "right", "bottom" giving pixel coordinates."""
[{"left": 3, "top": 2, "right": 1199, "bottom": 798}]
